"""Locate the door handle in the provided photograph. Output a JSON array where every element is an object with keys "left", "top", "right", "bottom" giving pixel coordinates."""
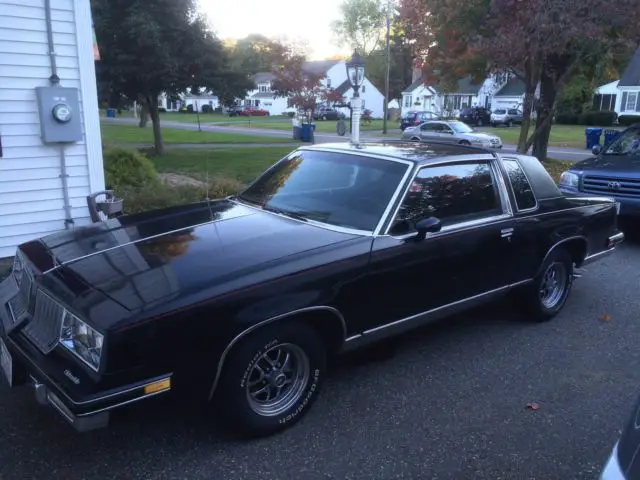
[{"left": 501, "top": 228, "right": 514, "bottom": 239}]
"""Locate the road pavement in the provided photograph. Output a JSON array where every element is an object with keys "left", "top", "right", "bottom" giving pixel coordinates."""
[
  {"left": 103, "top": 117, "right": 591, "bottom": 163},
  {"left": 1, "top": 234, "right": 639, "bottom": 479}
]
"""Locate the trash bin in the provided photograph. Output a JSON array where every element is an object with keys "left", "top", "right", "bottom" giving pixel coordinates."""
[
  {"left": 106, "top": 108, "right": 117, "bottom": 118},
  {"left": 603, "top": 129, "right": 622, "bottom": 146},
  {"left": 292, "top": 126, "right": 302, "bottom": 140},
  {"left": 301, "top": 123, "right": 316, "bottom": 142},
  {"left": 585, "top": 127, "right": 602, "bottom": 149}
]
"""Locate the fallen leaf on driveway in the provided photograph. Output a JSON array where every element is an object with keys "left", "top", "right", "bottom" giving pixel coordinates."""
[
  {"left": 600, "top": 313, "right": 612, "bottom": 322},
  {"left": 526, "top": 402, "right": 541, "bottom": 410}
]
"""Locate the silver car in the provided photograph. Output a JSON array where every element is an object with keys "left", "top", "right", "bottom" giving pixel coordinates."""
[{"left": 401, "top": 120, "right": 503, "bottom": 149}]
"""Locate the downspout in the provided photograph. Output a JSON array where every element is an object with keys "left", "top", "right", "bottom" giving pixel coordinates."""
[{"left": 45, "top": 0, "right": 74, "bottom": 229}]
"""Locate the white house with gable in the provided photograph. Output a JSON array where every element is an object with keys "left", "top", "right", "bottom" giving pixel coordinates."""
[
  {"left": 244, "top": 60, "right": 385, "bottom": 118},
  {"left": 593, "top": 46, "right": 640, "bottom": 117},
  {"left": 0, "top": 0, "right": 104, "bottom": 259}
]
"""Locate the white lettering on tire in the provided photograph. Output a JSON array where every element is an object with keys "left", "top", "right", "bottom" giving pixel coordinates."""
[
  {"left": 239, "top": 338, "right": 279, "bottom": 388},
  {"left": 278, "top": 368, "right": 320, "bottom": 425}
]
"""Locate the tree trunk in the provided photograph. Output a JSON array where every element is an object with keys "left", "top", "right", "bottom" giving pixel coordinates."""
[
  {"left": 516, "top": 61, "right": 540, "bottom": 153},
  {"left": 147, "top": 97, "right": 165, "bottom": 155},
  {"left": 138, "top": 102, "right": 149, "bottom": 128}
]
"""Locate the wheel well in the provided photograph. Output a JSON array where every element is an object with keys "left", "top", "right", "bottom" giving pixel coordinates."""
[
  {"left": 411, "top": 136, "right": 420, "bottom": 141},
  {"left": 549, "top": 238, "right": 588, "bottom": 268}
]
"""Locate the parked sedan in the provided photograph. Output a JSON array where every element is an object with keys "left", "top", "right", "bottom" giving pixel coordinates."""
[
  {"left": 558, "top": 123, "right": 640, "bottom": 220},
  {"left": 0, "top": 141, "right": 623, "bottom": 439},
  {"left": 491, "top": 108, "right": 524, "bottom": 127},
  {"left": 402, "top": 120, "right": 504, "bottom": 149},
  {"left": 400, "top": 111, "right": 439, "bottom": 130}
]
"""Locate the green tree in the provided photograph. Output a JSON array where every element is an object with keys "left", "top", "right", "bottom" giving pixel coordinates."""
[
  {"left": 331, "top": 0, "right": 385, "bottom": 56},
  {"left": 92, "top": 0, "right": 250, "bottom": 154}
]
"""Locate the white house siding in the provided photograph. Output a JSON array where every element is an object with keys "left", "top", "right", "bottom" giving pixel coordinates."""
[
  {"left": 338, "top": 79, "right": 385, "bottom": 118},
  {"left": 0, "top": 0, "right": 104, "bottom": 259}
]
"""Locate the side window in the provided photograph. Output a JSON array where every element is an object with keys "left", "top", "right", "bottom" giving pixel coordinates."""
[
  {"left": 501, "top": 158, "right": 537, "bottom": 210},
  {"left": 390, "top": 162, "right": 503, "bottom": 235},
  {"left": 420, "top": 123, "right": 437, "bottom": 131}
]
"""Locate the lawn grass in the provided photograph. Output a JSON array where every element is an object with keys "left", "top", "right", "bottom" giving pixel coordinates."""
[
  {"left": 542, "top": 158, "right": 573, "bottom": 182},
  {"left": 477, "top": 124, "right": 623, "bottom": 149},
  {"left": 228, "top": 118, "right": 391, "bottom": 133},
  {"left": 151, "top": 146, "right": 295, "bottom": 184},
  {"left": 101, "top": 123, "right": 295, "bottom": 146},
  {"left": 100, "top": 109, "right": 292, "bottom": 124}
]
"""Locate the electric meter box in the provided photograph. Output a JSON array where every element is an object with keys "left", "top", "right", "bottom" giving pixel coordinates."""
[{"left": 35, "top": 86, "right": 83, "bottom": 143}]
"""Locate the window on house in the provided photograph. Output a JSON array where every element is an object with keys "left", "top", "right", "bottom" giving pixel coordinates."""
[
  {"left": 404, "top": 96, "right": 412, "bottom": 107},
  {"left": 327, "top": 78, "right": 332, "bottom": 88},
  {"left": 362, "top": 84, "right": 366, "bottom": 93},
  {"left": 361, "top": 99, "right": 365, "bottom": 109},
  {"left": 625, "top": 92, "right": 638, "bottom": 111}
]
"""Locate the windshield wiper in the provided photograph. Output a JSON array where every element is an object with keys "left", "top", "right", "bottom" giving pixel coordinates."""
[{"left": 262, "top": 205, "right": 309, "bottom": 222}]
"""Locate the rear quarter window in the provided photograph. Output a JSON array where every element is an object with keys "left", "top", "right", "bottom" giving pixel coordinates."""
[{"left": 502, "top": 158, "right": 537, "bottom": 210}]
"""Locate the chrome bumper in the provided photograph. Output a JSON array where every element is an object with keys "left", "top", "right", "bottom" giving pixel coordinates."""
[
  {"left": 600, "top": 443, "right": 625, "bottom": 480},
  {"left": 582, "top": 232, "right": 625, "bottom": 266}
]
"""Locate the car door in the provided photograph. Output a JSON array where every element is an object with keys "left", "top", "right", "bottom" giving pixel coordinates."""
[
  {"left": 355, "top": 157, "right": 517, "bottom": 334},
  {"left": 438, "top": 123, "right": 458, "bottom": 143},
  {"left": 419, "top": 122, "right": 440, "bottom": 141}
]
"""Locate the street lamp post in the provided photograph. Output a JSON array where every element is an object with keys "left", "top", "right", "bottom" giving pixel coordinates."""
[{"left": 345, "top": 51, "right": 365, "bottom": 144}]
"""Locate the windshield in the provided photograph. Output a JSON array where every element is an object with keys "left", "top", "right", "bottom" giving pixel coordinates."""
[
  {"left": 605, "top": 129, "right": 640, "bottom": 155},
  {"left": 237, "top": 150, "right": 410, "bottom": 232},
  {"left": 493, "top": 109, "right": 506, "bottom": 114},
  {"left": 450, "top": 121, "right": 474, "bottom": 134}
]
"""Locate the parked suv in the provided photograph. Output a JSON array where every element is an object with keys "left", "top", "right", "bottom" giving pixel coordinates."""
[
  {"left": 558, "top": 123, "right": 640, "bottom": 219},
  {"left": 400, "top": 111, "right": 438, "bottom": 131},
  {"left": 459, "top": 106, "right": 491, "bottom": 127},
  {"left": 491, "top": 108, "right": 524, "bottom": 127}
]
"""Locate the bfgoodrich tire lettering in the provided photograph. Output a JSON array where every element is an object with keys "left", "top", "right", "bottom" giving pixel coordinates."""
[{"left": 217, "top": 322, "right": 326, "bottom": 437}]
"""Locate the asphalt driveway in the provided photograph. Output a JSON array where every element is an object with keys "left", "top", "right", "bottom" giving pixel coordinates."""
[{"left": 1, "top": 237, "right": 639, "bottom": 479}]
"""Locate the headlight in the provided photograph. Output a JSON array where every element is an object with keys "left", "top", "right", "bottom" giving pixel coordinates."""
[
  {"left": 59, "top": 311, "right": 104, "bottom": 371},
  {"left": 559, "top": 171, "right": 579, "bottom": 188}
]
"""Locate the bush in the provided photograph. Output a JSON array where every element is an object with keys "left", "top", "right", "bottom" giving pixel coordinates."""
[
  {"left": 201, "top": 104, "right": 213, "bottom": 113},
  {"left": 103, "top": 148, "right": 159, "bottom": 189},
  {"left": 158, "top": 107, "right": 167, "bottom": 113},
  {"left": 555, "top": 112, "right": 581, "bottom": 125},
  {"left": 214, "top": 106, "right": 223, "bottom": 113},
  {"left": 619, "top": 114, "right": 640, "bottom": 126},
  {"left": 579, "top": 110, "right": 618, "bottom": 126},
  {"left": 186, "top": 104, "right": 194, "bottom": 113},
  {"left": 114, "top": 177, "right": 244, "bottom": 214}
]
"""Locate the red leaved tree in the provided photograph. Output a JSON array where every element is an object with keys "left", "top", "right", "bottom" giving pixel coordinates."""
[
  {"left": 271, "top": 56, "right": 333, "bottom": 123},
  {"left": 401, "top": 0, "right": 640, "bottom": 160}
]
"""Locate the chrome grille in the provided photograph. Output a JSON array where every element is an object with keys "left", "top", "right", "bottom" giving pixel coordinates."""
[
  {"left": 582, "top": 176, "right": 640, "bottom": 197},
  {"left": 22, "top": 290, "right": 64, "bottom": 354}
]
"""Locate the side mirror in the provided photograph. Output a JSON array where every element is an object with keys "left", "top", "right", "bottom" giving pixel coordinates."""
[
  {"left": 592, "top": 144, "right": 602, "bottom": 155},
  {"left": 415, "top": 216, "right": 442, "bottom": 240}
]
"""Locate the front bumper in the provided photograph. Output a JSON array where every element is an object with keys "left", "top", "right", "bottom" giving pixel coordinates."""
[
  {"left": 600, "top": 443, "right": 625, "bottom": 480},
  {"left": 1, "top": 275, "right": 172, "bottom": 433}
]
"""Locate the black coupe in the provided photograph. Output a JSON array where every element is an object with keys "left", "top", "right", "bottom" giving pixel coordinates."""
[{"left": 0, "top": 141, "right": 624, "bottom": 438}]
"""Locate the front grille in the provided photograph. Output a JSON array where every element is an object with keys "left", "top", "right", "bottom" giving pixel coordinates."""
[
  {"left": 22, "top": 290, "right": 64, "bottom": 354},
  {"left": 582, "top": 176, "right": 640, "bottom": 197}
]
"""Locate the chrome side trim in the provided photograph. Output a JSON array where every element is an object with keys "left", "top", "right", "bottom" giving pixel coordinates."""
[
  {"left": 582, "top": 248, "right": 615, "bottom": 266},
  {"left": 73, "top": 388, "right": 171, "bottom": 417},
  {"left": 208, "top": 306, "right": 347, "bottom": 400},
  {"left": 342, "top": 279, "right": 532, "bottom": 351},
  {"left": 373, "top": 162, "right": 415, "bottom": 236},
  {"left": 388, "top": 213, "right": 512, "bottom": 241}
]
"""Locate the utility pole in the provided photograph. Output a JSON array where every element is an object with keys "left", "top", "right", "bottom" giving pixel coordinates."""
[{"left": 382, "top": 0, "right": 392, "bottom": 134}]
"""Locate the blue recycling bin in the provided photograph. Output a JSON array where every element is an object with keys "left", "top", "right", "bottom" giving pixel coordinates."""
[
  {"left": 106, "top": 108, "right": 116, "bottom": 118},
  {"left": 603, "top": 129, "right": 622, "bottom": 146},
  {"left": 292, "top": 125, "right": 302, "bottom": 140},
  {"left": 300, "top": 123, "right": 316, "bottom": 142},
  {"left": 585, "top": 127, "right": 602, "bottom": 149}
]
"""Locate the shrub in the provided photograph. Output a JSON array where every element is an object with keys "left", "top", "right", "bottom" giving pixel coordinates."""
[
  {"left": 214, "top": 106, "right": 223, "bottom": 113},
  {"left": 114, "top": 176, "right": 244, "bottom": 214},
  {"left": 579, "top": 110, "right": 618, "bottom": 126},
  {"left": 201, "top": 104, "right": 213, "bottom": 113},
  {"left": 186, "top": 104, "right": 194, "bottom": 113},
  {"left": 619, "top": 114, "right": 640, "bottom": 126},
  {"left": 555, "top": 112, "right": 580, "bottom": 125},
  {"left": 103, "top": 148, "right": 159, "bottom": 189},
  {"left": 158, "top": 107, "right": 167, "bottom": 113}
]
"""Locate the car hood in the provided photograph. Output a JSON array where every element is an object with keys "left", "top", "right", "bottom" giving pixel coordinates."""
[
  {"left": 24, "top": 199, "right": 358, "bottom": 312},
  {"left": 573, "top": 154, "right": 640, "bottom": 177}
]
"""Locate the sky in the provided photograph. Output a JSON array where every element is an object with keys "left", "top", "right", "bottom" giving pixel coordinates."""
[{"left": 198, "top": 0, "right": 349, "bottom": 60}]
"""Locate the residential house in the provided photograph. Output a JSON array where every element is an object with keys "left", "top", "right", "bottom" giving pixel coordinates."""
[
  {"left": 491, "top": 77, "right": 541, "bottom": 109},
  {"left": 0, "top": 0, "right": 105, "bottom": 259},
  {"left": 400, "top": 71, "right": 514, "bottom": 118},
  {"left": 244, "top": 60, "right": 385, "bottom": 118},
  {"left": 157, "top": 91, "right": 219, "bottom": 112},
  {"left": 616, "top": 45, "right": 640, "bottom": 117},
  {"left": 592, "top": 80, "right": 619, "bottom": 112}
]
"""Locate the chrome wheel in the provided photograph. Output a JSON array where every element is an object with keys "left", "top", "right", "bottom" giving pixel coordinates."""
[
  {"left": 539, "top": 262, "right": 568, "bottom": 309},
  {"left": 245, "top": 343, "right": 310, "bottom": 417}
]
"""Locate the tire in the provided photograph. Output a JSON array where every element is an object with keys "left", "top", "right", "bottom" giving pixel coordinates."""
[
  {"left": 217, "top": 322, "right": 326, "bottom": 438},
  {"left": 411, "top": 136, "right": 421, "bottom": 141},
  {"left": 519, "top": 248, "right": 573, "bottom": 322},
  {"left": 459, "top": 140, "right": 471, "bottom": 146}
]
